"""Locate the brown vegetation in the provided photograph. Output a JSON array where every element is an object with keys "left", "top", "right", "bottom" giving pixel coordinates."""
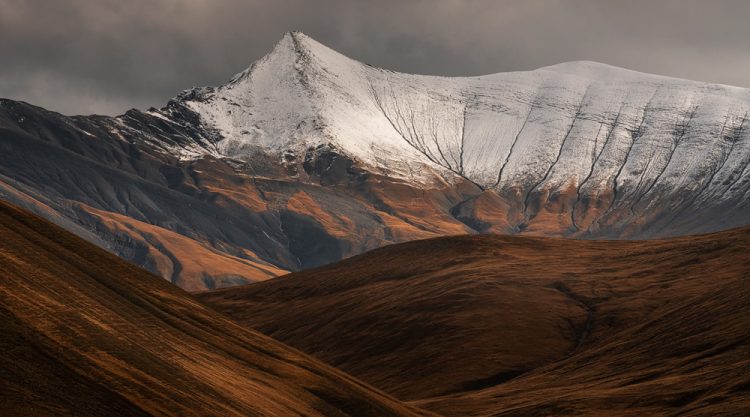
[
  {"left": 201, "top": 224, "right": 750, "bottom": 416},
  {"left": 0, "top": 200, "right": 431, "bottom": 417}
]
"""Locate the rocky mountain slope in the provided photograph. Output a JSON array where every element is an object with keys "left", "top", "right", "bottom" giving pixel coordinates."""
[
  {"left": 2, "top": 31, "right": 750, "bottom": 289},
  {"left": 200, "top": 224, "right": 750, "bottom": 416},
  {"left": 175, "top": 31, "right": 750, "bottom": 236},
  {"left": 0, "top": 200, "right": 432, "bottom": 417}
]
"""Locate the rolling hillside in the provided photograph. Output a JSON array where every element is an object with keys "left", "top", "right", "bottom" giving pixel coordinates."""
[
  {"left": 201, "top": 225, "right": 750, "bottom": 416},
  {"left": 0, "top": 200, "right": 431, "bottom": 417}
]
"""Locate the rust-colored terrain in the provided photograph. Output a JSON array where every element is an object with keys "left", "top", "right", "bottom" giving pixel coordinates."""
[
  {"left": 0, "top": 200, "right": 431, "bottom": 417},
  {"left": 5, "top": 94, "right": 750, "bottom": 293},
  {"left": 3, "top": 193, "right": 748, "bottom": 417},
  {"left": 201, "top": 226, "right": 750, "bottom": 416}
]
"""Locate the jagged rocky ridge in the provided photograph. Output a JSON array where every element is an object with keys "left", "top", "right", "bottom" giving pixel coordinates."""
[{"left": 1, "top": 31, "right": 749, "bottom": 289}]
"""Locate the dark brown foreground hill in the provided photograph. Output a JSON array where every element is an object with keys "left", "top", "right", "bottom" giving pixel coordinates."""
[
  {"left": 200, "top": 226, "right": 750, "bottom": 416},
  {"left": 0, "top": 200, "right": 431, "bottom": 417}
]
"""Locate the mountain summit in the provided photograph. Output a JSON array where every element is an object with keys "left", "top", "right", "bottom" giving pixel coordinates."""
[
  {"left": 1, "top": 32, "right": 749, "bottom": 288},
  {"left": 170, "top": 32, "right": 750, "bottom": 217}
]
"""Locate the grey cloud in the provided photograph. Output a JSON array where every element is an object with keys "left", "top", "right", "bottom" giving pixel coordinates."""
[{"left": 1, "top": 0, "right": 749, "bottom": 115}]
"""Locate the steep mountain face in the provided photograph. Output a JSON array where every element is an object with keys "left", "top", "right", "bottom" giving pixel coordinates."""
[
  {"left": 175, "top": 32, "right": 750, "bottom": 236},
  {"left": 200, "top": 226, "right": 750, "bottom": 416},
  {"left": 1, "top": 31, "right": 750, "bottom": 289},
  {"left": 0, "top": 200, "right": 431, "bottom": 417},
  {"left": 0, "top": 97, "right": 475, "bottom": 290}
]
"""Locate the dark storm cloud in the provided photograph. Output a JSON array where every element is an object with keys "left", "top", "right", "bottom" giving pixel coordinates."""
[{"left": 2, "top": 0, "right": 749, "bottom": 115}]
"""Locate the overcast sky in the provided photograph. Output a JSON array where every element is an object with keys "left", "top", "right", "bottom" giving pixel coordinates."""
[{"left": 2, "top": 0, "right": 749, "bottom": 116}]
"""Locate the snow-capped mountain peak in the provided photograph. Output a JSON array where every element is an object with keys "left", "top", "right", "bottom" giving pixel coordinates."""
[
  {"left": 178, "top": 31, "right": 442, "bottom": 180},
  {"left": 4, "top": 32, "right": 750, "bottom": 291},
  {"left": 171, "top": 32, "right": 750, "bottom": 210}
]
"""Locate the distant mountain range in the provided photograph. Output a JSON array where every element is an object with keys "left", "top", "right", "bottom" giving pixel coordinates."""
[{"left": 2, "top": 31, "right": 750, "bottom": 290}]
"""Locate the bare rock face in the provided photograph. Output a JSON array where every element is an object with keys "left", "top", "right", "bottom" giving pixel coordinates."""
[{"left": 2, "top": 31, "right": 750, "bottom": 289}]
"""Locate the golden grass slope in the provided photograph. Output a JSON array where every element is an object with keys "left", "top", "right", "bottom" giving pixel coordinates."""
[{"left": 0, "top": 200, "right": 432, "bottom": 417}]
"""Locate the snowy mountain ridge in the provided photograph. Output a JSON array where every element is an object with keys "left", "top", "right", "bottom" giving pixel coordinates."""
[
  {"left": 3, "top": 31, "right": 750, "bottom": 289},
  {"left": 161, "top": 32, "right": 750, "bottom": 203}
]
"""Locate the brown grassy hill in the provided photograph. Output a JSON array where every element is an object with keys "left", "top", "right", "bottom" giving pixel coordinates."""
[
  {"left": 0, "top": 200, "right": 431, "bottom": 417},
  {"left": 200, "top": 226, "right": 750, "bottom": 416},
  {"left": 419, "top": 273, "right": 750, "bottom": 416}
]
